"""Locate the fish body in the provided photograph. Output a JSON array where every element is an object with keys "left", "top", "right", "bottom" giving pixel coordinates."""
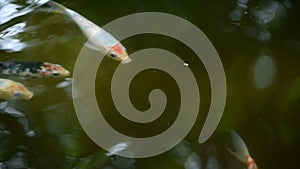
[
  {"left": 227, "top": 131, "right": 258, "bottom": 169},
  {"left": 0, "top": 60, "right": 70, "bottom": 78},
  {"left": 47, "top": 1, "right": 131, "bottom": 64},
  {"left": 0, "top": 78, "right": 33, "bottom": 100}
]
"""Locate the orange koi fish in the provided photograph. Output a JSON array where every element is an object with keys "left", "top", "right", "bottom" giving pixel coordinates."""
[{"left": 0, "top": 78, "right": 33, "bottom": 100}]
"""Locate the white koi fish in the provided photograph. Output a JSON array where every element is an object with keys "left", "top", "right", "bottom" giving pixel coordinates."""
[
  {"left": 47, "top": 1, "right": 131, "bottom": 64},
  {"left": 227, "top": 131, "right": 258, "bottom": 169}
]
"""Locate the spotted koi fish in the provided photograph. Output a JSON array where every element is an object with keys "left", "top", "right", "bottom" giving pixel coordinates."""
[
  {"left": 0, "top": 60, "right": 70, "bottom": 78},
  {"left": 227, "top": 131, "right": 258, "bottom": 169},
  {"left": 0, "top": 78, "right": 33, "bottom": 100},
  {"left": 47, "top": 1, "right": 131, "bottom": 64}
]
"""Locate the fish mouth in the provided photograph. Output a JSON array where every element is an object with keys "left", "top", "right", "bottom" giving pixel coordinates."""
[
  {"left": 57, "top": 69, "right": 70, "bottom": 77},
  {"left": 121, "top": 57, "right": 132, "bottom": 64},
  {"left": 25, "top": 91, "right": 34, "bottom": 100},
  {"left": 63, "top": 70, "right": 71, "bottom": 77}
]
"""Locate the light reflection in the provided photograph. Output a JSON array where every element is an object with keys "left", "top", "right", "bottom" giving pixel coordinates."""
[
  {"left": 0, "top": 0, "right": 50, "bottom": 25},
  {"left": 184, "top": 152, "right": 202, "bottom": 169},
  {"left": 229, "top": 0, "right": 289, "bottom": 42},
  {"left": 0, "top": 0, "right": 52, "bottom": 52},
  {"left": 0, "top": 22, "right": 27, "bottom": 52},
  {"left": 249, "top": 1, "right": 286, "bottom": 26},
  {"left": 56, "top": 78, "right": 74, "bottom": 99},
  {"left": 253, "top": 54, "right": 277, "bottom": 89},
  {"left": 205, "top": 144, "right": 222, "bottom": 169}
]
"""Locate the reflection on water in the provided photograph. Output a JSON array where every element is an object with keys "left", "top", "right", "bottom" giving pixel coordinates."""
[
  {"left": 0, "top": 0, "right": 299, "bottom": 169},
  {"left": 253, "top": 53, "right": 276, "bottom": 89},
  {"left": 111, "top": 155, "right": 136, "bottom": 169},
  {"left": 229, "top": 0, "right": 289, "bottom": 42},
  {"left": 249, "top": 1, "right": 286, "bottom": 25},
  {"left": 0, "top": 0, "right": 78, "bottom": 53},
  {"left": 0, "top": 0, "right": 50, "bottom": 25},
  {"left": 205, "top": 145, "right": 221, "bottom": 169},
  {"left": 56, "top": 77, "right": 73, "bottom": 98},
  {"left": 0, "top": 22, "right": 27, "bottom": 52},
  {"left": 184, "top": 152, "right": 201, "bottom": 169}
]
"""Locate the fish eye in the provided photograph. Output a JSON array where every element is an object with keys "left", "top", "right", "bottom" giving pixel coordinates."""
[
  {"left": 13, "top": 92, "right": 21, "bottom": 98},
  {"left": 110, "top": 53, "right": 117, "bottom": 58},
  {"left": 53, "top": 73, "right": 59, "bottom": 76}
]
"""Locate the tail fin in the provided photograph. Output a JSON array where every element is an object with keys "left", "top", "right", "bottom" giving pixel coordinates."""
[
  {"left": 47, "top": 1, "right": 67, "bottom": 13},
  {"left": 227, "top": 130, "right": 250, "bottom": 164}
]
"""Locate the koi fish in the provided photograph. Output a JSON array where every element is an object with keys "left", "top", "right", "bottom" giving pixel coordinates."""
[
  {"left": 47, "top": 1, "right": 131, "bottom": 64},
  {"left": 0, "top": 60, "right": 70, "bottom": 78},
  {"left": 0, "top": 78, "right": 33, "bottom": 100},
  {"left": 227, "top": 131, "right": 258, "bottom": 169}
]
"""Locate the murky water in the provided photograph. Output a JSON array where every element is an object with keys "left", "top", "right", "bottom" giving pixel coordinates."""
[{"left": 0, "top": 0, "right": 299, "bottom": 168}]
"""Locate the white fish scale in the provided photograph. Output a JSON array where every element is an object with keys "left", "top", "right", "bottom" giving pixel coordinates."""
[
  {"left": 0, "top": 79, "right": 10, "bottom": 88},
  {"left": 64, "top": 7, "right": 119, "bottom": 50}
]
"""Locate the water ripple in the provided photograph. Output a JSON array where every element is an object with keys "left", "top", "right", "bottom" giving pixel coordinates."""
[
  {"left": 0, "top": 22, "right": 27, "bottom": 52},
  {"left": 0, "top": 0, "right": 50, "bottom": 25}
]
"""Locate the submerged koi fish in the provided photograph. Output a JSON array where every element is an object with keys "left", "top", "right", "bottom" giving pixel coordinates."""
[
  {"left": 0, "top": 60, "right": 70, "bottom": 78},
  {"left": 0, "top": 78, "right": 33, "bottom": 100},
  {"left": 47, "top": 1, "right": 131, "bottom": 64},
  {"left": 227, "top": 131, "right": 258, "bottom": 169}
]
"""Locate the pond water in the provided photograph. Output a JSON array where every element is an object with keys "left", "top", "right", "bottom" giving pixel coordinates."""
[{"left": 0, "top": 0, "right": 299, "bottom": 169}]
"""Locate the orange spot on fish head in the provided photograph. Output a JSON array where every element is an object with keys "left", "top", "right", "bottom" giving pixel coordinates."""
[
  {"left": 110, "top": 43, "right": 131, "bottom": 63},
  {"left": 54, "top": 65, "right": 63, "bottom": 71},
  {"left": 111, "top": 44, "right": 124, "bottom": 55}
]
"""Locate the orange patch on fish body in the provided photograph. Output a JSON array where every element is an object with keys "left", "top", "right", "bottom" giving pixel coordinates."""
[{"left": 246, "top": 155, "right": 258, "bottom": 169}]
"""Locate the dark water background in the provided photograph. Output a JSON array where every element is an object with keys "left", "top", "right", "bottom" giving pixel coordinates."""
[{"left": 0, "top": 0, "right": 299, "bottom": 168}]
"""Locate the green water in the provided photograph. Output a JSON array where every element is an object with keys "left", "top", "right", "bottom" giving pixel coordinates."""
[{"left": 0, "top": 0, "right": 299, "bottom": 168}]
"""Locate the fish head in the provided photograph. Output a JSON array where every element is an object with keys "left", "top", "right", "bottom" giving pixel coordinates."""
[
  {"left": 10, "top": 83, "right": 33, "bottom": 100},
  {"left": 41, "top": 63, "right": 71, "bottom": 78},
  {"left": 108, "top": 43, "right": 131, "bottom": 64},
  {"left": 0, "top": 79, "right": 33, "bottom": 100}
]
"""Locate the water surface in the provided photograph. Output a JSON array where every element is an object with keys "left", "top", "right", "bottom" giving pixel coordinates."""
[{"left": 0, "top": 0, "right": 299, "bottom": 169}]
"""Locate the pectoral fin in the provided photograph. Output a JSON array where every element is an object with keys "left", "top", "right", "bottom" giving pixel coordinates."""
[{"left": 84, "top": 42, "right": 101, "bottom": 51}]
